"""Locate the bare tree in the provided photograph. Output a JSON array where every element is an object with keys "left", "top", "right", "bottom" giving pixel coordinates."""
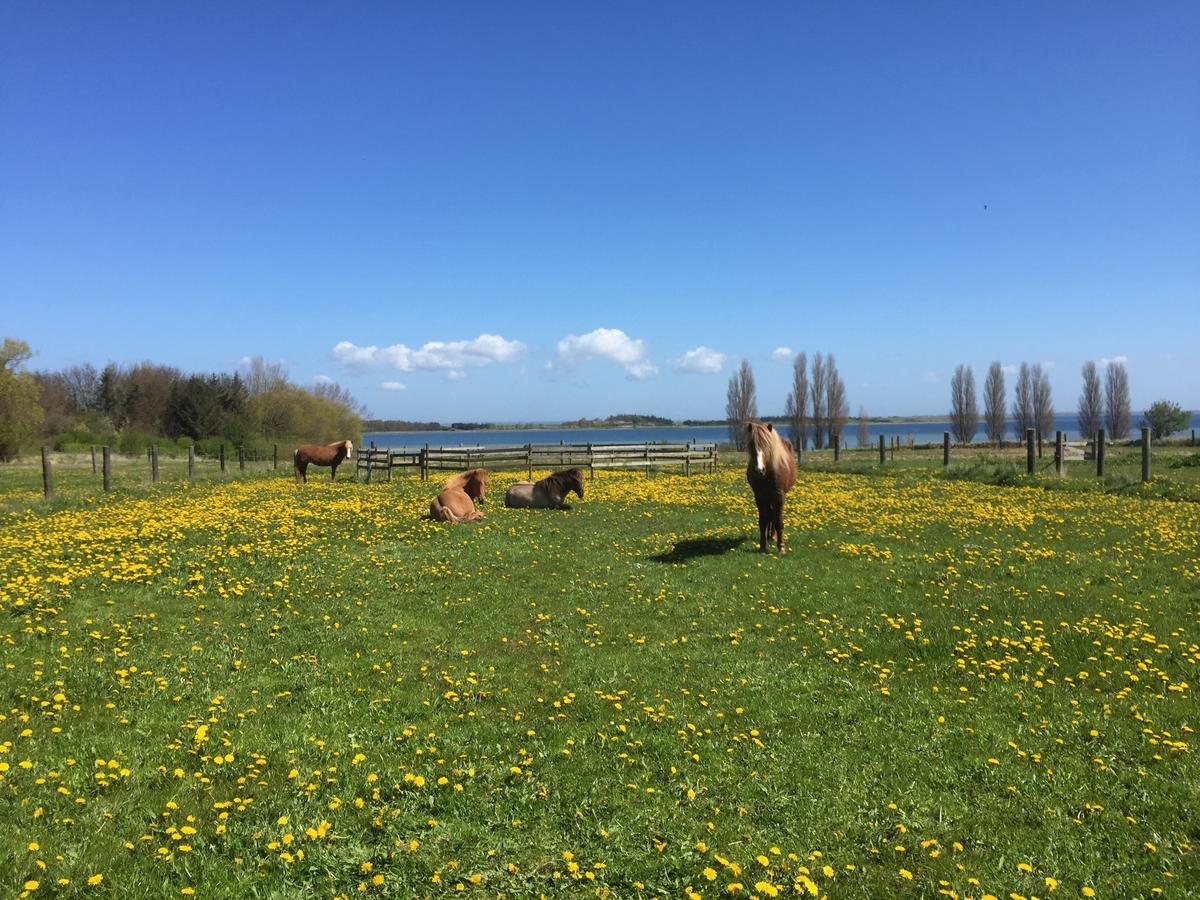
[
  {"left": 1105, "top": 360, "right": 1132, "bottom": 440},
  {"left": 983, "top": 361, "right": 1006, "bottom": 445},
  {"left": 1032, "top": 364, "right": 1053, "bottom": 453},
  {"left": 825, "top": 355, "right": 848, "bottom": 447},
  {"left": 1077, "top": 361, "right": 1102, "bottom": 445},
  {"left": 1012, "top": 362, "right": 1033, "bottom": 441},
  {"left": 314, "top": 379, "right": 369, "bottom": 418},
  {"left": 856, "top": 405, "right": 870, "bottom": 448},
  {"left": 809, "top": 352, "right": 827, "bottom": 449},
  {"left": 725, "top": 359, "right": 758, "bottom": 450},
  {"left": 243, "top": 357, "right": 290, "bottom": 396},
  {"left": 784, "top": 352, "right": 808, "bottom": 451},
  {"left": 949, "top": 364, "right": 978, "bottom": 444}
]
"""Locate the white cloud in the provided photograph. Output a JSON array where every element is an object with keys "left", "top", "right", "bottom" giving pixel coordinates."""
[
  {"left": 554, "top": 327, "right": 658, "bottom": 379},
  {"left": 380, "top": 381, "right": 407, "bottom": 391},
  {"left": 331, "top": 334, "right": 526, "bottom": 372},
  {"left": 313, "top": 374, "right": 335, "bottom": 385},
  {"left": 446, "top": 370, "right": 467, "bottom": 381},
  {"left": 673, "top": 346, "right": 727, "bottom": 374},
  {"left": 771, "top": 346, "right": 793, "bottom": 361}
]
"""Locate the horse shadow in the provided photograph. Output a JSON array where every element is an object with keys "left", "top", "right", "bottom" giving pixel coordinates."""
[{"left": 649, "top": 535, "right": 748, "bottom": 564}]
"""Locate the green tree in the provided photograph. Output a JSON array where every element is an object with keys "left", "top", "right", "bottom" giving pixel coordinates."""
[
  {"left": 0, "top": 338, "right": 45, "bottom": 460},
  {"left": 1141, "top": 400, "right": 1191, "bottom": 441}
]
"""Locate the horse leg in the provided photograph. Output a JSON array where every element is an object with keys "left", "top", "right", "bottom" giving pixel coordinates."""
[
  {"left": 330, "top": 463, "right": 338, "bottom": 481},
  {"left": 295, "top": 461, "right": 307, "bottom": 484},
  {"left": 757, "top": 503, "right": 769, "bottom": 552}
]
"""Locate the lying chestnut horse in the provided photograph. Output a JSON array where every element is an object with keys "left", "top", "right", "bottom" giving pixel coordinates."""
[
  {"left": 504, "top": 468, "right": 585, "bottom": 510},
  {"left": 294, "top": 439, "right": 354, "bottom": 483},
  {"left": 746, "top": 422, "right": 796, "bottom": 553},
  {"left": 428, "top": 468, "right": 488, "bottom": 523}
]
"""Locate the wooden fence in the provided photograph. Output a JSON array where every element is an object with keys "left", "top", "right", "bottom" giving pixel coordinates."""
[{"left": 354, "top": 441, "right": 718, "bottom": 482}]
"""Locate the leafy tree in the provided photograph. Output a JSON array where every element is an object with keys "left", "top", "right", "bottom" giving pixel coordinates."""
[
  {"left": 1142, "top": 400, "right": 1190, "bottom": 441},
  {"left": 0, "top": 338, "right": 44, "bottom": 460}
]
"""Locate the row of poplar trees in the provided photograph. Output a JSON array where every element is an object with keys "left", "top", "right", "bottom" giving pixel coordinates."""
[
  {"left": 949, "top": 360, "right": 1131, "bottom": 446},
  {"left": 726, "top": 353, "right": 849, "bottom": 451}
]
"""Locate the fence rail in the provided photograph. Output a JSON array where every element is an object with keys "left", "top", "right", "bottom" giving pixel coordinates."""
[{"left": 354, "top": 441, "right": 718, "bottom": 482}]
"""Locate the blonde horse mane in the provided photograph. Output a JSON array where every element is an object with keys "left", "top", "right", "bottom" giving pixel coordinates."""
[
  {"left": 748, "top": 422, "right": 788, "bottom": 473},
  {"left": 442, "top": 468, "right": 487, "bottom": 495}
]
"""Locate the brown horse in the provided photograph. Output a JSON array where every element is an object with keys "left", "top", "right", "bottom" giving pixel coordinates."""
[
  {"left": 294, "top": 439, "right": 354, "bottom": 483},
  {"left": 428, "top": 468, "right": 489, "bottom": 523},
  {"left": 504, "top": 468, "right": 585, "bottom": 509},
  {"left": 746, "top": 422, "right": 797, "bottom": 552}
]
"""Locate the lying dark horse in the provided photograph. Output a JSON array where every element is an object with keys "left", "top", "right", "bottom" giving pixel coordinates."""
[
  {"left": 745, "top": 422, "right": 796, "bottom": 552},
  {"left": 294, "top": 439, "right": 354, "bottom": 483},
  {"left": 504, "top": 467, "right": 585, "bottom": 510}
]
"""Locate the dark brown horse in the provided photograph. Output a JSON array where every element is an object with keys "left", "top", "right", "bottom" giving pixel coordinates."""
[
  {"left": 745, "top": 422, "right": 797, "bottom": 552},
  {"left": 428, "top": 468, "right": 488, "bottom": 523},
  {"left": 504, "top": 468, "right": 585, "bottom": 509},
  {"left": 294, "top": 439, "right": 354, "bottom": 483}
]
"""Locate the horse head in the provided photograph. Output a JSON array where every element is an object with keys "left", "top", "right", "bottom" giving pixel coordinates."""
[
  {"left": 343, "top": 439, "right": 354, "bottom": 457},
  {"left": 467, "top": 468, "right": 488, "bottom": 502},
  {"left": 567, "top": 468, "right": 585, "bottom": 499},
  {"left": 746, "top": 422, "right": 773, "bottom": 475}
]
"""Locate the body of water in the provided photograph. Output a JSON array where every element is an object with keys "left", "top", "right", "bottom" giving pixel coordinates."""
[{"left": 367, "top": 414, "right": 1199, "bottom": 451}]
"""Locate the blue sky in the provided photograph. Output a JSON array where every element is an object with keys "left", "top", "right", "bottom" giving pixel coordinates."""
[{"left": 2, "top": 3, "right": 1197, "bottom": 421}]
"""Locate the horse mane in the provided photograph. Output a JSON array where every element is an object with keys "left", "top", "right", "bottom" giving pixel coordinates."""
[
  {"left": 544, "top": 468, "right": 584, "bottom": 489},
  {"left": 443, "top": 468, "right": 487, "bottom": 493},
  {"left": 748, "top": 423, "right": 790, "bottom": 474}
]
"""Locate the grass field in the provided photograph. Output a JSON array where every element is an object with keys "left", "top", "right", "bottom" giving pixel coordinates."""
[{"left": 1, "top": 458, "right": 1197, "bottom": 898}]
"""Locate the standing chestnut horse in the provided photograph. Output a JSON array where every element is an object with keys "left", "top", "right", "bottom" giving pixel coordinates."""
[
  {"left": 745, "top": 422, "right": 796, "bottom": 553},
  {"left": 294, "top": 439, "right": 354, "bottom": 483},
  {"left": 428, "top": 468, "right": 489, "bottom": 523}
]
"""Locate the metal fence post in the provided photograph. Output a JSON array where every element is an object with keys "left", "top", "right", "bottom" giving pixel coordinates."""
[
  {"left": 151, "top": 444, "right": 159, "bottom": 483},
  {"left": 188, "top": 444, "right": 195, "bottom": 481},
  {"left": 1054, "top": 431, "right": 1063, "bottom": 477},
  {"left": 103, "top": 446, "right": 112, "bottom": 491},
  {"left": 1096, "top": 429, "right": 1105, "bottom": 478},
  {"left": 1026, "top": 428, "right": 1035, "bottom": 474},
  {"left": 879, "top": 434, "right": 885, "bottom": 465},
  {"left": 943, "top": 432, "right": 950, "bottom": 466},
  {"left": 1141, "top": 427, "right": 1150, "bottom": 482}
]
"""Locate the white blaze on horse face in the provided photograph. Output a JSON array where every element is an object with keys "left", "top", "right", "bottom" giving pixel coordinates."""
[{"left": 755, "top": 450, "right": 764, "bottom": 473}]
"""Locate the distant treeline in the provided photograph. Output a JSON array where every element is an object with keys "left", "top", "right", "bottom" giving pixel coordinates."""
[
  {"left": 365, "top": 414, "right": 683, "bottom": 432},
  {"left": 1, "top": 341, "right": 364, "bottom": 458}
]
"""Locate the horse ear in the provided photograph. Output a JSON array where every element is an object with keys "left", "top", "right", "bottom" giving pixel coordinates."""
[
  {"left": 767, "top": 423, "right": 773, "bottom": 432},
  {"left": 746, "top": 423, "right": 753, "bottom": 433}
]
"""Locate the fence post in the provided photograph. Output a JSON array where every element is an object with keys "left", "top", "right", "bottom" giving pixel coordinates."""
[
  {"left": 1054, "top": 431, "right": 1063, "bottom": 477},
  {"left": 879, "top": 434, "right": 885, "bottom": 465},
  {"left": 1096, "top": 429, "right": 1105, "bottom": 478},
  {"left": 588, "top": 442, "right": 595, "bottom": 480},
  {"left": 41, "top": 447, "right": 53, "bottom": 501},
  {"left": 91, "top": 445, "right": 97, "bottom": 475},
  {"left": 219, "top": 443, "right": 226, "bottom": 473},
  {"left": 1026, "top": 428, "right": 1035, "bottom": 474},
  {"left": 365, "top": 447, "right": 373, "bottom": 484},
  {"left": 1141, "top": 427, "right": 1150, "bottom": 482},
  {"left": 891, "top": 435, "right": 895, "bottom": 461},
  {"left": 833, "top": 434, "right": 840, "bottom": 462},
  {"left": 1037, "top": 430, "right": 1043, "bottom": 459},
  {"left": 238, "top": 447, "right": 245, "bottom": 471},
  {"left": 423, "top": 443, "right": 430, "bottom": 482},
  {"left": 151, "top": 444, "right": 159, "bottom": 483},
  {"left": 387, "top": 449, "right": 393, "bottom": 482},
  {"left": 103, "top": 446, "right": 112, "bottom": 491},
  {"left": 526, "top": 443, "right": 532, "bottom": 481},
  {"left": 943, "top": 432, "right": 950, "bottom": 466},
  {"left": 188, "top": 444, "right": 195, "bottom": 481}
]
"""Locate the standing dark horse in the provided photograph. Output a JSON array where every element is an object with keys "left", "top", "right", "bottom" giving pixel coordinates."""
[
  {"left": 745, "top": 422, "right": 797, "bottom": 552},
  {"left": 504, "top": 468, "right": 585, "bottom": 509},
  {"left": 294, "top": 439, "right": 354, "bottom": 483}
]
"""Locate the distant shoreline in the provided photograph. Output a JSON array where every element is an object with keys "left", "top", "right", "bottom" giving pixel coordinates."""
[{"left": 363, "top": 414, "right": 953, "bottom": 432}]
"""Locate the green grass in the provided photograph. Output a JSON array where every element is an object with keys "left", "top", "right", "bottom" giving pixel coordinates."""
[{"left": 0, "top": 457, "right": 1197, "bottom": 898}]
